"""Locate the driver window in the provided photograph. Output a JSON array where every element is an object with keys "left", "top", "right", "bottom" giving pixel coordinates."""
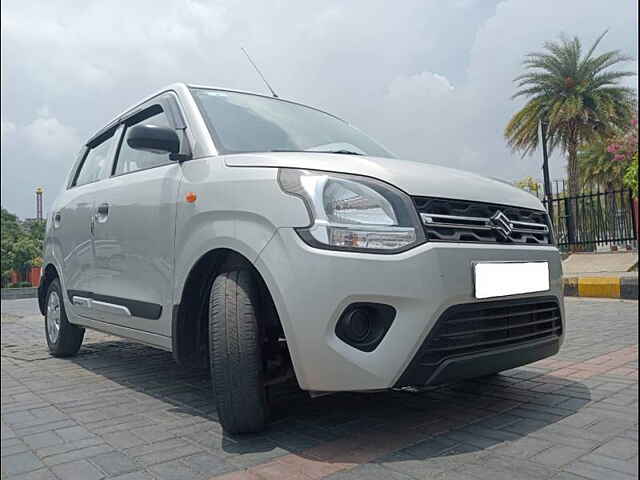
[
  {"left": 74, "top": 129, "right": 117, "bottom": 186},
  {"left": 114, "top": 107, "right": 173, "bottom": 175}
]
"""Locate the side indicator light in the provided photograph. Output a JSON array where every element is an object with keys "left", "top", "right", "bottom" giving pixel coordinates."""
[{"left": 185, "top": 192, "right": 197, "bottom": 203}]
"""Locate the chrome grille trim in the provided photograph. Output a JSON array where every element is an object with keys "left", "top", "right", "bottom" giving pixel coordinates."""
[
  {"left": 413, "top": 197, "right": 552, "bottom": 245},
  {"left": 420, "top": 213, "right": 550, "bottom": 234}
]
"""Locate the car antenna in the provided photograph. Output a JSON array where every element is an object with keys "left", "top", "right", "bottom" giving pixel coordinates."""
[{"left": 241, "top": 47, "right": 279, "bottom": 98}]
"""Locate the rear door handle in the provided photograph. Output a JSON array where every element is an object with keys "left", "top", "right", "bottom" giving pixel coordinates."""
[{"left": 95, "top": 203, "right": 110, "bottom": 223}]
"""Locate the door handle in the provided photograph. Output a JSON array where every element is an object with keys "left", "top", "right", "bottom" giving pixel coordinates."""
[{"left": 95, "top": 203, "right": 110, "bottom": 223}]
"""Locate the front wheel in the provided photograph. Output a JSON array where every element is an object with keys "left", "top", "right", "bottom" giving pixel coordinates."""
[
  {"left": 45, "top": 278, "right": 85, "bottom": 357},
  {"left": 209, "top": 270, "right": 268, "bottom": 434}
]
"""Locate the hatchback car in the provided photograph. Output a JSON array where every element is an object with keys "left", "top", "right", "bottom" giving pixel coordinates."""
[{"left": 39, "top": 83, "right": 564, "bottom": 433}]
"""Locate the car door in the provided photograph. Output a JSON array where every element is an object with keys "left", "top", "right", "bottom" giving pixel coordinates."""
[
  {"left": 56, "top": 129, "right": 119, "bottom": 318},
  {"left": 88, "top": 95, "right": 185, "bottom": 337}
]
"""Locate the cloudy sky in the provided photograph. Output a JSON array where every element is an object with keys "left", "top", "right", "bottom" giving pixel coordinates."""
[{"left": 1, "top": 0, "right": 637, "bottom": 218}]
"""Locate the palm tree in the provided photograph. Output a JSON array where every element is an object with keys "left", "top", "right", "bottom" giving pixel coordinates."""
[{"left": 505, "top": 32, "right": 636, "bottom": 198}]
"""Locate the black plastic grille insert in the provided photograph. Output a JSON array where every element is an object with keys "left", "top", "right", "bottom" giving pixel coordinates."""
[
  {"left": 397, "top": 296, "right": 562, "bottom": 386},
  {"left": 413, "top": 197, "right": 552, "bottom": 245}
]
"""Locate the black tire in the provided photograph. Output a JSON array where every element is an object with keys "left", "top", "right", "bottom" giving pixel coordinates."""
[
  {"left": 45, "top": 278, "right": 85, "bottom": 357},
  {"left": 209, "top": 270, "right": 268, "bottom": 434}
]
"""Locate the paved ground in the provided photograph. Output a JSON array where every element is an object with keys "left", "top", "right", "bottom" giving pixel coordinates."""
[{"left": 1, "top": 298, "right": 638, "bottom": 480}]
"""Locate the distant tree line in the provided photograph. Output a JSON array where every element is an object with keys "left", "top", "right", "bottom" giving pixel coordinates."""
[{"left": 1, "top": 207, "right": 44, "bottom": 287}]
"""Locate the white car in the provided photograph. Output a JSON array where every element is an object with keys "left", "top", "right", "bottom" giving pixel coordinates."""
[{"left": 39, "top": 83, "right": 564, "bottom": 433}]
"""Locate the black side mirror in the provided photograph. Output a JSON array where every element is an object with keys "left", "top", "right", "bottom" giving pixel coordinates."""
[{"left": 127, "top": 124, "right": 180, "bottom": 155}]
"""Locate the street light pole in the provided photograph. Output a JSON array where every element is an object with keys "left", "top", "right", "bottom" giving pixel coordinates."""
[{"left": 540, "top": 119, "right": 554, "bottom": 221}]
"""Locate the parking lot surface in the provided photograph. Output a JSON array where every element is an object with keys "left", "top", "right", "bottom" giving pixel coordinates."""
[{"left": 1, "top": 297, "right": 638, "bottom": 480}]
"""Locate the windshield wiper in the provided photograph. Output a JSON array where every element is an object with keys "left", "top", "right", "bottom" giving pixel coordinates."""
[
  {"left": 269, "top": 149, "right": 364, "bottom": 155},
  {"left": 311, "top": 149, "right": 364, "bottom": 156}
]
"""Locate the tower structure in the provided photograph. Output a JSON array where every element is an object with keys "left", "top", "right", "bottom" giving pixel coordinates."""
[{"left": 36, "top": 187, "right": 44, "bottom": 221}]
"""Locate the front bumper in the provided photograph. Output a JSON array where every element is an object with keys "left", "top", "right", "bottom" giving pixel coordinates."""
[
  {"left": 398, "top": 336, "right": 561, "bottom": 388},
  {"left": 394, "top": 295, "right": 562, "bottom": 387},
  {"left": 255, "top": 228, "right": 564, "bottom": 391}
]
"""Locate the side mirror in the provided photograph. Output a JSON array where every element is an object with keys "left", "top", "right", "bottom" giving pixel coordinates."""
[{"left": 127, "top": 125, "right": 180, "bottom": 155}]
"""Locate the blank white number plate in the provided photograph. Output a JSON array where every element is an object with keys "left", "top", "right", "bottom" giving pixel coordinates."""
[{"left": 474, "top": 262, "right": 550, "bottom": 299}]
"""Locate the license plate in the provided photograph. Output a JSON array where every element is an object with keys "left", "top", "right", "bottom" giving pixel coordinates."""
[{"left": 474, "top": 262, "right": 549, "bottom": 299}]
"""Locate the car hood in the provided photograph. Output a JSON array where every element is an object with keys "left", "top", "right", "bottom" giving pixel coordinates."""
[{"left": 224, "top": 152, "right": 544, "bottom": 211}]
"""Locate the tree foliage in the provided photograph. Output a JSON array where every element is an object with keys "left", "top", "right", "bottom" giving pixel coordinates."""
[
  {"left": 578, "top": 115, "right": 638, "bottom": 194},
  {"left": 505, "top": 32, "right": 636, "bottom": 197},
  {"left": 623, "top": 153, "right": 638, "bottom": 196},
  {"left": 1, "top": 207, "right": 45, "bottom": 285},
  {"left": 578, "top": 136, "right": 627, "bottom": 191},
  {"left": 514, "top": 176, "right": 542, "bottom": 195}
]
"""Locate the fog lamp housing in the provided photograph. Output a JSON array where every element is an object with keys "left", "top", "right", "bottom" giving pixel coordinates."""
[{"left": 335, "top": 303, "right": 396, "bottom": 352}]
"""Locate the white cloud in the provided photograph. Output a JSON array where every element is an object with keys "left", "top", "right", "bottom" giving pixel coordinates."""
[{"left": 23, "top": 113, "right": 80, "bottom": 159}]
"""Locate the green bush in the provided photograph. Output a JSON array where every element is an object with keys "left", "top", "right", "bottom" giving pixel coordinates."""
[
  {"left": 623, "top": 153, "right": 638, "bottom": 197},
  {"left": 7, "top": 281, "right": 32, "bottom": 288}
]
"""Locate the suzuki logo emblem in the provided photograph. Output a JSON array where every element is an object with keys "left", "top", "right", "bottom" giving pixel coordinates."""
[{"left": 490, "top": 211, "right": 514, "bottom": 240}]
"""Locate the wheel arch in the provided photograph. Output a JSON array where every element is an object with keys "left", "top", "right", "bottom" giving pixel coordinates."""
[
  {"left": 38, "top": 263, "right": 60, "bottom": 315},
  {"left": 172, "top": 247, "right": 282, "bottom": 368}
]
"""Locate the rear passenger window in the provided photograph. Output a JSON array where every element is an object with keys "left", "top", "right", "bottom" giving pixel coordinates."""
[
  {"left": 114, "top": 108, "right": 173, "bottom": 175},
  {"left": 74, "top": 131, "right": 117, "bottom": 187}
]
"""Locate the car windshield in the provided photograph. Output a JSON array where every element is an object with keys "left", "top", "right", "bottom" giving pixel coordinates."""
[{"left": 190, "top": 88, "right": 394, "bottom": 158}]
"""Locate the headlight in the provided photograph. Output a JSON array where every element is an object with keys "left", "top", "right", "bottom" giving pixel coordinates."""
[{"left": 278, "top": 168, "right": 424, "bottom": 252}]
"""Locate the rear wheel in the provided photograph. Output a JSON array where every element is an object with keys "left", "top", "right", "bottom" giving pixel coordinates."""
[
  {"left": 45, "top": 279, "right": 85, "bottom": 357},
  {"left": 209, "top": 270, "right": 268, "bottom": 434}
]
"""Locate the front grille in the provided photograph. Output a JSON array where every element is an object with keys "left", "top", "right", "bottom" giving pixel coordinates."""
[
  {"left": 413, "top": 197, "right": 552, "bottom": 245},
  {"left": 398, "top": 297, "right": 562, "bottom": 386}
]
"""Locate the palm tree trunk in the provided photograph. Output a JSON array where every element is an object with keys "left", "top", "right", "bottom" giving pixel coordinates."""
[
  {"left": 566, "top": 139, "right": 580, "bottom": 249},
  {"left": 567, "top": 143, "right": 580, "bottom": 198}
]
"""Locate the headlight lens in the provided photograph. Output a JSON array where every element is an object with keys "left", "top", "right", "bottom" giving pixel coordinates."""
[{"left": 278, "top": 168, "right": 424, "bottom": 252}]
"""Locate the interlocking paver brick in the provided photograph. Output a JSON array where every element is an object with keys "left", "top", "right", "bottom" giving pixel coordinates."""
[
  {"left": 101, "top": 430, "right": 147, "bottom": 449},
  {"left": 1, "top": 451, "right": 45, "bottom": 476},
  {"left": 2, "top": 297, "right": 638, "bottom": 479},
  {"left": 42, "top": 444, "right": 115, "bottom": 467},
  {"left": 591, "top": 436, "right": 639, "bottom": 460},
  {"left": 325, "top": 463, "right": 415, "bottom": 479},
  {"left": 179, "top": 452, "right": 236, "bottom": 476},
  {"left": 35, "top": 436, "right": 104, "bottom": 458},
  {"left": 530, "top": 444, "right": 589, "bottom": 467},
  {"left": 22, "top": 431, "right": 63, "bottom": 449},
  {"left": 8, "top": 469, "right": 57, "bottom": 480},
  {"left": 580, "top": 453, "right": 639, "bottom": 476},
  {"left": 490, "top": 436, "right": 554, "bottom": 460},
  {"left": 50, "top": 459, "right": 105, "bottom": 480},
  {"left": 134, "top": 443, "right": 203, "bottom": 467},
  {"left": 1, "top": 438, "right": 30, "bottom": 457},
  {"left": 12, "top": 419, "right": 77, "bottom": 438},
  {"left": 565, "top": 460, "right": 637, "bottom": 480},
  {"left": 462, "top": 453, "right": 555, "bottom": 480},
  {"left": 108, "top": 472, "right": 155, "bottom": 480},
  {"left": 148, "top": 459, "right": 207, "bottom": 480},
  {"left": 89, "top": 451, "right": 139, "bottom": 476}
]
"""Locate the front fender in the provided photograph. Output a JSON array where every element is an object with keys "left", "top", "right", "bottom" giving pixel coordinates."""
[{"left": 174, "top": 159, "right": 308, "bottom": 303}]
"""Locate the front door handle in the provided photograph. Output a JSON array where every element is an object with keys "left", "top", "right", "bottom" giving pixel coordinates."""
[{"left": 95, "top": 203, "right": 110, "bottom": 223}]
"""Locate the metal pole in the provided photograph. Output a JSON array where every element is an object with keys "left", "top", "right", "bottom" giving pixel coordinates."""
[{"left": 540, "top": 120, "right": 554, "bottom": 222}]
